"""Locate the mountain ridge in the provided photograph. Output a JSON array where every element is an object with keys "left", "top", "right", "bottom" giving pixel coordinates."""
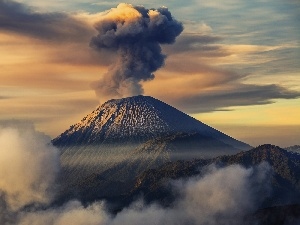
[
  {"left": 54, "top": 144, "right": 300, "bottom": 217},
  {"left": 130, "top": 144, "right": 300, "bottom": 207}
]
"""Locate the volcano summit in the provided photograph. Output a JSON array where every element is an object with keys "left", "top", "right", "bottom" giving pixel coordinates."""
[{"left": 53, "top": 95, "right": 249, "bottom": 152}]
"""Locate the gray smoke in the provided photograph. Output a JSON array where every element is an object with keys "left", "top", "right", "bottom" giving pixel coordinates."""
[{"left": 90, "top": 3, "right": 183, "bottom": 101}]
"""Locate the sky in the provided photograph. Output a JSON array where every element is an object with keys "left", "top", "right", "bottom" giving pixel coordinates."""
[{"left": 0, "top": 0, "right": 299, "bottom": 147}]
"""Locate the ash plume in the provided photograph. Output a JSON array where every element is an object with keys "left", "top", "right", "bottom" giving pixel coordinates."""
[{"left": 90, "top": 3, "right": 183, "bottom": 101}]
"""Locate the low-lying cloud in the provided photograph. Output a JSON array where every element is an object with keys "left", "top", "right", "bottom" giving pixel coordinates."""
[
  {"left": 2, "top": 148, "right": 271, "bottom": 225},
  {"left": 0, "top": 122, "right": 60, "bottom": 212},
  {"left": 18, "top": 200, "right": 108, "bottom": 225},
  {"left": 0, "top": 122, "right": 273, "bottom": 224}
]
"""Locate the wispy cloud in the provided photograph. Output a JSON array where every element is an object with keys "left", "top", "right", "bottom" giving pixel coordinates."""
[
  {"left": 147, "top": 35, "right": 300, "bottom": 112},
  {"left": 0, "top": 0, "right": 93, "bottom": 42},
  {"left": 172, "top": 84, "right": 300, "bottom": 113},
  {"left": 163, "top": 34, "right": 224, "bottom": 55}
]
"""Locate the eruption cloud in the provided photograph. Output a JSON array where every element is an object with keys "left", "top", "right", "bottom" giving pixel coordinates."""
[{"left": 90, "top": 3, "right": 183, "bottom": 101}]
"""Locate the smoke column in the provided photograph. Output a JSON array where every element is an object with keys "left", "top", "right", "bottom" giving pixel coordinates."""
[{"left": 90, "top": 3, "right": 183, "bottom": 101}]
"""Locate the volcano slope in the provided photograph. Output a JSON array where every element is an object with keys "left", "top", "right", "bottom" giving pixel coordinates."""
[{"left": 52, "top": 95, "right": 251, "bottom": 202}]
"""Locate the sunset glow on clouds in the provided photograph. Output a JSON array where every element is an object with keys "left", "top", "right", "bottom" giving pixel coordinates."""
[{"left": 0, "top": 0, "right": 299, "bottom": 146}]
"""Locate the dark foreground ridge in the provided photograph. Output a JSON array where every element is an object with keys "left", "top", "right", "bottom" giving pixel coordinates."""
[
  {"left": 131, "top": 144, "right": 300, "bottom": 206},
  {"left": 54, "top": 143, "right": 300, "bottom": 214},
  {"left": 252, "top": 204, "right": 300, "bottom": 225}
]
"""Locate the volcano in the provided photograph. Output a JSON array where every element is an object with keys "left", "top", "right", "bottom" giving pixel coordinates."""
[
  {"left": 53, "top": 95, "right": 249, "bottom": 151},
  {"left": 52, "top": 95, "right": 251, "bottom": 201}
]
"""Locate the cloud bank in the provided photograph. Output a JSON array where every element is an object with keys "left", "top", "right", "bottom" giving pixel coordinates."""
[
  {"left": 17, "top": 200, "right": 108, "bottom": 225},
  {"left": 0, "top": 122, "right": 60, "bottom": 212},
  {"left": 90, "top": 3, "right": 183, "bottom": 101}
]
